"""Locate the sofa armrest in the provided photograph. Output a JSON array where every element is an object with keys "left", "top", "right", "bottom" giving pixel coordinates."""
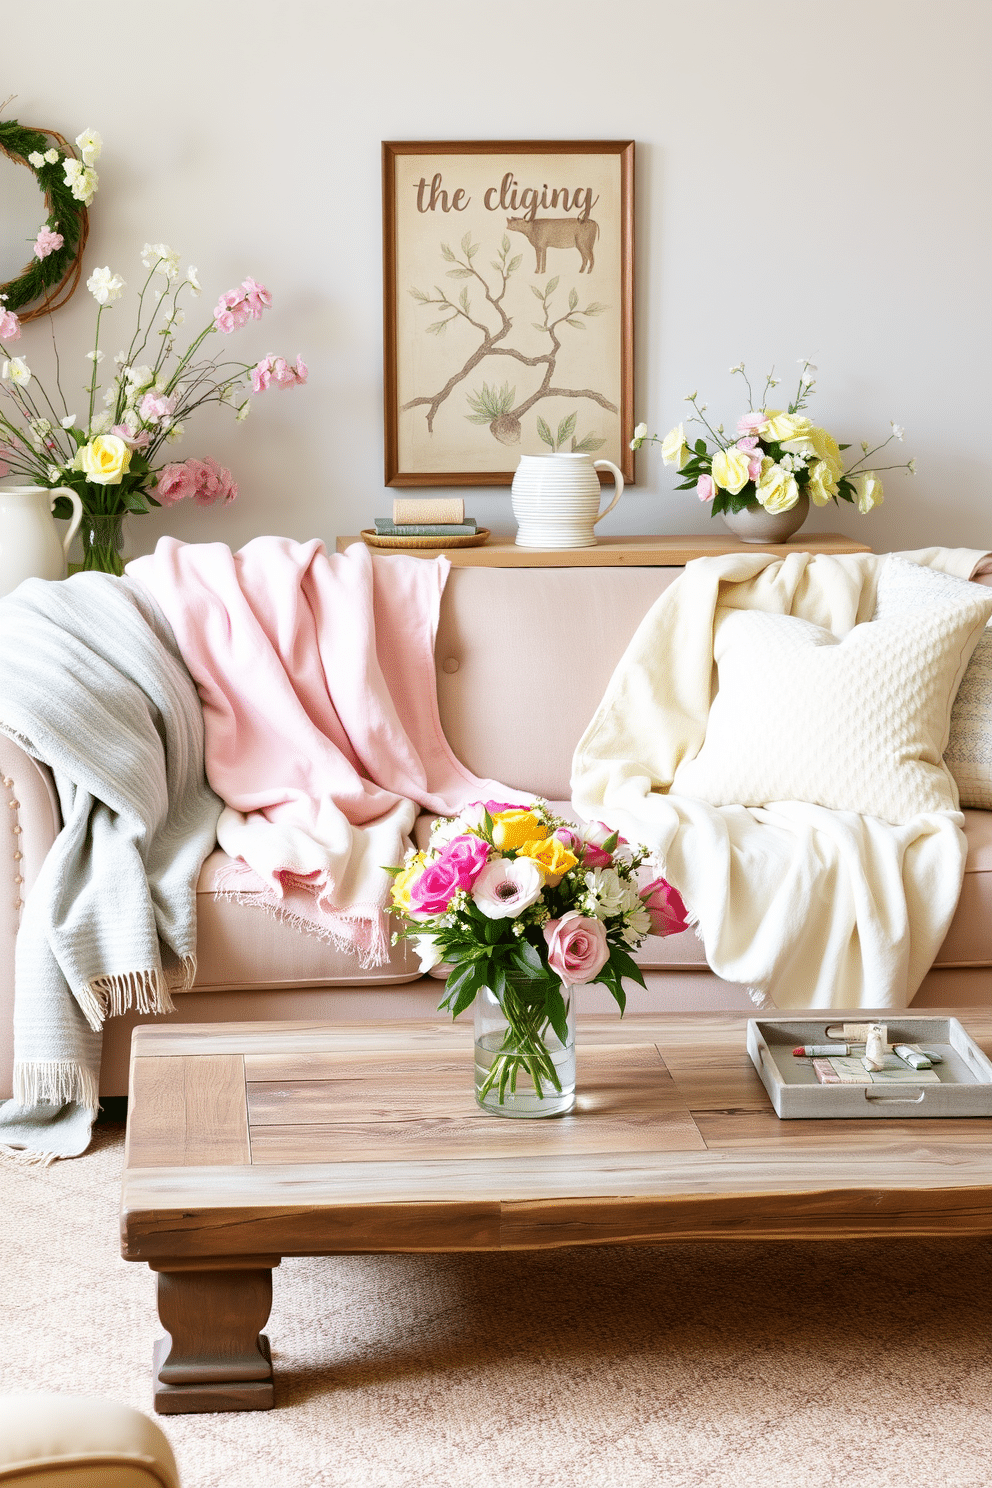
[{"left": 0, "top": 735, "right": 61, "bottom": 1098}]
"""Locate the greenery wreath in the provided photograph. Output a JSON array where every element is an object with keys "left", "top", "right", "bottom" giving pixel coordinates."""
[{"left": 0, "top": 117, "right": 92, "bottom": 322}]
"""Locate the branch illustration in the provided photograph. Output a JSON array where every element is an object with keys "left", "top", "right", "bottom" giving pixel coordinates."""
[{"left": 402, "top": 236, "right": 616, "bottom": 443}]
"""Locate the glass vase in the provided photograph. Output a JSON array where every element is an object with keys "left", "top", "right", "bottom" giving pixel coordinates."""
[
  {"left": 80, "top": 512, "right": 127, "bottom": 576},
  {"left": 474, "top": 978, "right": 576, "bottom": 1118}
]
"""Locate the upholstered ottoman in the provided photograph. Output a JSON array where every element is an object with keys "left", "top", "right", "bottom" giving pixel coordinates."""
[{"left": 0, "top": 1394, "right": 179, "bottom": 1487}]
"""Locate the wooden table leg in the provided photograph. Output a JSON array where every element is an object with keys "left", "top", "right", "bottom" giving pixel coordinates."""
[{"left": 149, "top": 1256, "right": 280, "bottom": 1414}]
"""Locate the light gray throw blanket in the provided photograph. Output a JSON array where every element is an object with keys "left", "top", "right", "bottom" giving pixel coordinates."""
[{"left": 0, "top": 573, "right": 222, "bottom": 1161}]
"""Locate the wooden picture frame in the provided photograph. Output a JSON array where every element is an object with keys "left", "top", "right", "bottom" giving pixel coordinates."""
[{"left": 383, "top": 140, "right": 634, "bottom": 487}]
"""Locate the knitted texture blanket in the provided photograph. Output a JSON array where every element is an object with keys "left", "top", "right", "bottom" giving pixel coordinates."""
[
  {"left": 0, "top": 574, "right": 221, "bottom": 1161},
  {"left": 572, "top": 548, "right": 992, "bottom": 1010},
  {"left": 127, "top": 536, "right": 522, "bottom": 964}
]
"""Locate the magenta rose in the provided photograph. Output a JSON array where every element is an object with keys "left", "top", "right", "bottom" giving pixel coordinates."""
[
  {"left": 554, "top": 826, "right": 583, "bottom": 854},
  {"left": 580, "top": 820, "right": 624, "bottom": 869},
  {"left": 542, "top": 911, "right": 610, "bottom": 985},
  {"left": 409, "top": 835, "right": 490, "bottom": 913},
  {"left": 641, "top": 877, "right": 690, "bottom": 937}
]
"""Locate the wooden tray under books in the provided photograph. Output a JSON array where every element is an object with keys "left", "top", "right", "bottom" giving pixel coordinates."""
[{"left": 361, "top": 528, "right": 490, "bottom": 551}]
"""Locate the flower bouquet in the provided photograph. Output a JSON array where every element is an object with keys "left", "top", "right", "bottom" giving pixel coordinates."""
[
  {"left": 388, "top": 801, "right": 689, "bottom": 1117},
  {"left": 0, "top": 215, "right": 306, "bottom": 573},
  {"left": 631, "top": 359, "right": 915, "bottom": 523}
]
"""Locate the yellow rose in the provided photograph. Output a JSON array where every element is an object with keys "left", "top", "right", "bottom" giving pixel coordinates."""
[
  {"left": 761, "top": 412, "right": 812, "bottom": 445},
  {"left": 491, "top": 809, "right": 546, "bottom": 851},
  {"left": 390, "top": 854, "right": 427, "bottom": 912},
  {"left": 806, "top": 459, "right": 839, "bottom": 507},
  {"left": 660, "top": 423, "right": 690, "bottom": 469},
  {"left": 711, "top": 446, "right": 752, "bottom": 496},
  {"left": 808, "top": 425, "right": 843, "bottom": 472},
  {"left": 857, "top": 471, "right": 884, "bottom": 513},
  {"left": 756, "top": 463, "right": 800, "bottom": 513},
  {"left": 517, "top": 835, "right": 578, "bottom": 887},
  {"left": 74, "top": 433, "right": 132, "bottom": 486}
]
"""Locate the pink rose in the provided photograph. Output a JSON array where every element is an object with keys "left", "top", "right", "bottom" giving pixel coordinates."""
[
  {"left": 640, "top": 877, "right": 690, "bottom": 937},
  {"left": 192, "top": 456, "right": 237, "bottom": 506},
  {"left": 438, "top": 833, "right": 490, "bottom": 886},
  {"left": 485, "top": 800, "right": 520, "bottom": 816},
  {"left": 580, "top": 820, "right": 624, "bottom": 868},
  {"left": 154, "top": 462, "right": 196, "bottom": 506},
  {"left": 408, "top": 857, "right": 466, "bottom": 914},
  {"left": 33, "top": 226, "right": 64, "bottom": 260},
  {"left": 736, "top": 437, "right": 759, "bottom": 452},
  {"left": 543, "top": 911, "right": 610, "bottom": 985},
  {"left": 554, "top": 826, "right": 583, "bottom": 854},
  {"left": 737, "top": 411, "right": 768, "bottom": 435},
  {"left": 0, "top": 309, "right": 21, "bottom": 342},
  {"left": 696, "top": 475, "right": 716, "bottom": 503}
]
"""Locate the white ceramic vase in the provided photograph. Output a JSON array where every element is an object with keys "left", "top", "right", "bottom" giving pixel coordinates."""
[
  {"left": 0, "top": 485, "right": 84, "bottom": 598},
  {"left": 511, "top": 452, "right": 625, "bottom": 549}
]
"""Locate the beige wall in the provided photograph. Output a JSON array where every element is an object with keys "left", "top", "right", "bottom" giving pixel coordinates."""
[{"left": 4, "top": 0, "right": 989, "bottom": 555}]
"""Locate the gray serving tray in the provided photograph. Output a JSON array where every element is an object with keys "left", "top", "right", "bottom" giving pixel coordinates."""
[{"left": 748, "top": 1016, "right": 992, "bottom": 1119}]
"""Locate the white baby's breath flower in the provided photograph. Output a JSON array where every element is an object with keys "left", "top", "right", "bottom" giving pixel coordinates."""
[
  {"left": 74, "top": 128, "right": 102, "bottom": 166},
  {"left": 87, "top": 266, "right": 125, "bottom": 305},
  {"left": 88, "top": 411, "right": 112, "bottom": 435},
  {"left": 44, "top": 147, "right": 60, "bottom": 165},
  {"left": 27, "top": 151, "right": 45, "bottom": 169},
  {"left": 46, "top": 465, "right": 62, "bottom": 483},
  {"left": 891, "top": 422, "right": 905, "bottom": 441},
  {"left": 2, "top": 357, "right": 31, "bottom": 388},
  {"left": 30, "top": 418, "right": 52, "bottom": 438}
]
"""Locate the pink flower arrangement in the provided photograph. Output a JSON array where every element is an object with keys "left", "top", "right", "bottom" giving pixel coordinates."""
[
  {"left": 251, "top": 355, "right": 308, "bottom": 393},
  {"left": 155, "top": 457, "right": 238, "bottom": 508}
]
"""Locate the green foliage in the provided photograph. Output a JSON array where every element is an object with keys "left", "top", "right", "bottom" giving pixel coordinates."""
[
  {"left": 465, "top": 381, "right": 516, "bottom": 424},
  {"left": 0, "top": 120, "right": 89, "bottom": 315}
]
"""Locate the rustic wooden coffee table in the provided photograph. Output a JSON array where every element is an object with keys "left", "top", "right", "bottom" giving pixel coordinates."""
[{"left": 120, "top": 1012, "right": 992, "bottom": 1414}]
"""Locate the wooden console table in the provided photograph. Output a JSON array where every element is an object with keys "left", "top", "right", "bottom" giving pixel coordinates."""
[{"left": 337, "top": 534, "right": 871, "bottom": 568}]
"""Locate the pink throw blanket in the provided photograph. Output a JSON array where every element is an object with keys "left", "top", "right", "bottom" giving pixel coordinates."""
[{"left": 127, "top": 536, "right": 521, "bottom": 963}]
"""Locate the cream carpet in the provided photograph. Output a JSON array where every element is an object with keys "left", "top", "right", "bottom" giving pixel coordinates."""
[{"left": 4, "top": 1118, "right": 992, "bottom": 1488}]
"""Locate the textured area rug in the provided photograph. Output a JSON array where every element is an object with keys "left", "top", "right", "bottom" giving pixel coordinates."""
[{"left": 4, "top": 1122, "right": 992, "bottom": 1488}]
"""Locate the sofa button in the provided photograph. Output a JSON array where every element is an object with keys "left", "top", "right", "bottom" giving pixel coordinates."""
[{"left": 442, "top": 657, "right": 460, "bottom": 674}]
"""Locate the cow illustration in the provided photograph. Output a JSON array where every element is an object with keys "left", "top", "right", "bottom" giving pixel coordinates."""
[{"left": 506, "top": 216, "right": 600, "bottom": 274}]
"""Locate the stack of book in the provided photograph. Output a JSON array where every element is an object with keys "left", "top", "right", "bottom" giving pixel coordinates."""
[{"left": 374, "top": 498, "right": 478, "bottom": 539}]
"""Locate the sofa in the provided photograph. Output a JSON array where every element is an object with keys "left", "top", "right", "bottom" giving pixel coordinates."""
[{"left": 1, "top": 560, "right": 990, "bottom": 1099}]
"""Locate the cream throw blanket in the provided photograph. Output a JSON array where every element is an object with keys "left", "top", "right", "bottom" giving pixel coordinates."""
[{"left": 572, "top": 547, "right": 991, "bottom": 1009}]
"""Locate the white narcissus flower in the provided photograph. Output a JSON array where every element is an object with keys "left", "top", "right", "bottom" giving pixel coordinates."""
[
  {"left": 472, "top": 856, "right": 543, "bottom": 919},
  {"left": 2, "top": 357, "right": 31, "bottom": 388},
  {"left": 74, "top": 128, "right": 102, "bottom": 166},
  {"left": 87, "top": 267, "right": 125, "bottom": 305}
]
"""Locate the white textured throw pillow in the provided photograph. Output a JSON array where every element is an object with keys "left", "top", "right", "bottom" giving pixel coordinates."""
[{"left": 671, "top": 556, "right": 992, "bottom": 824}]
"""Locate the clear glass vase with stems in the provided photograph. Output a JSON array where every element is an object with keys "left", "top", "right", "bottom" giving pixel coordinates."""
[
  {"left": 473, "top": 975, "right": 576, "bottom": 1118},
  {"left": 79, "top": 511, "right": 127, "bottom": 575}
]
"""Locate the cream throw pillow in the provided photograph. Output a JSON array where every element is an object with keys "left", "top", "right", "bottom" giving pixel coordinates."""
[{"left": 671, "top": 556, "right": 992, "bottom": 824}]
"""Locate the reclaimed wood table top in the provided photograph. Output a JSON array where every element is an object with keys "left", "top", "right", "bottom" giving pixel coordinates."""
[
  {"left": 120, "top": 1012, "right": 992, "bottom": 1263},
  {"left": 336, "top": 534, "right": 872, "bottom": 567}
]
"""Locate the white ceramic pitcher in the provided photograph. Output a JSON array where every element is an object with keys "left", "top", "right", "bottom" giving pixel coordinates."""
[
  {"left": 0, "top": 485, "right": 84, "bottom": 598},
  {"left": 511, "top": 453, "right": 625, "bottom": 549}
]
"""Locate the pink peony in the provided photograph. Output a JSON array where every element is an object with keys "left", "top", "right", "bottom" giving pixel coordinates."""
[
  {"left": 696, "top": 474, "right": 716, "bottom": 503},
  {"left": 640, "top": 877, "right": 690, "bottom": 937},
  {"left": 33, "top": 226, "right": 64, "bottom": 260},
  {"left": 154, "top": 462, "right": 196, "bottom": 506},
  {"left": 737, "top": 411, "right": 768, "bottom": 435},
  {"left": 543, "top": 911, "right": 609, "bottom": 985},
  {"left": 0, "top": 309, "right": 21, "bottom": 342}
]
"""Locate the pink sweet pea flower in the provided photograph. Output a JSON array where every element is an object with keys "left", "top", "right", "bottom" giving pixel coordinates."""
[
  {"left": 111, "top": 424, "right": 151, "bottom": 450},
  {"left": 640, "top": 877, "right": 690, "bottom": 937},
  {"left": 696, "top": 474, "right": 716, "bottom": 503},
  {"left": 0, "top": 309, "right": 21, "bottom": 342},
  {"left": 737, "top": 411, "right": 768, "bottom": 435},
  {"left": 138, "top": 390, "right": 176, "bottom": 423},
  {"left": 241, "top": 277, "right": 272, "bottom": 319},
  {"left": 543, "top": 911, "right": 610, "bottom": 985},
  {"left": 213, "top": 289, "right": 251, "bottom": 334},
  {"left": 33, "top": 226, "right": 64, "bottom": 260}
]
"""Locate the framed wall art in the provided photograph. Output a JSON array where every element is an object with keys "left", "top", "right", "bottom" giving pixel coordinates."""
[{"left": 383, "top": 140, "right": 634, "bottom": 487}]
